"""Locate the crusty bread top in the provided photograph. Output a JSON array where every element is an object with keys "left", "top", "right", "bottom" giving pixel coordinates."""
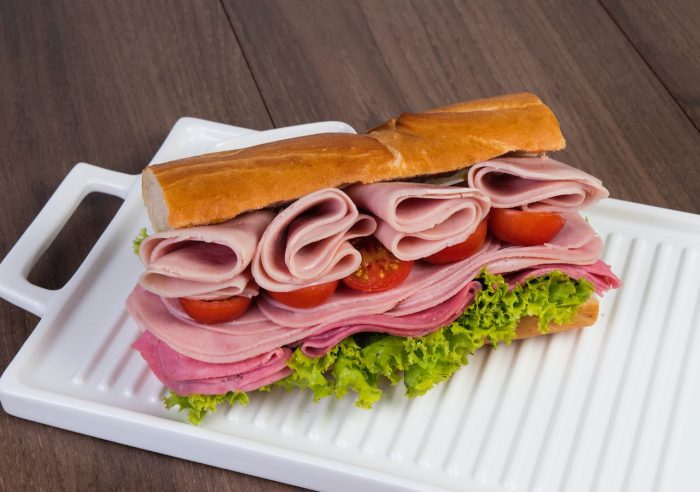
[
  {"left": 143, "top": 92, "right": 565, "bottom": 231},
  {"left": 143, "top": 134, "right": 392, "bottom": 231},
  {"left": 369, "top": 93, "right": 566, "bottom": 178}
]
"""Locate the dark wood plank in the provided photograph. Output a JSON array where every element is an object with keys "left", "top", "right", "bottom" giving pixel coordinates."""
[
  {"left": 601, "top": 0, "right": 700, "bottom": 130},
  {"left": 2, "top": 0, "right": 699, "bottom": 490},
  {"left": 0, "top": 0, "right": 299, "bottom": 490},
  {"left": 224, "top": 0, "right": 700, "bottom": 214}
]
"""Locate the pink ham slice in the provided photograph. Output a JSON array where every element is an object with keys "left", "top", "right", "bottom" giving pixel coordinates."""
[
  {"left": 160, "top": 295, "right": 272, "bottom": 334},
  {"left": 127, "top": 213, "right": 615, "bottom": 367},
  {"left": 128, "top": 279, "right": 482, "bottom": 366},
  {"left": 139, "top": 210, "right": 273, "bottom": 300},
  {"left": 387, "top": 214, "right": 605, "bottom": 316},
  {"left": 258, "top": 213, "right": 602, "bottom": 325},
  {"left": 505, "top": 260, "right": 622, "bottom": 295},
  {"left": 346, "top": 182, "right": 490, "bottom": 260},
  {"left": 467, "top": 157, "right": 608, "bottom": 211},
  {"left": 252, "top": 188, "right": 376, "bottom": 292},
  {"left": 126, "top": 285, "right": 311, "bottom": 363},
  {"left": 132, "top": 331, "right": 292, "bottom": 395},
  {"left": 299, "top": 281, "right": 481, "bottom": 357}
]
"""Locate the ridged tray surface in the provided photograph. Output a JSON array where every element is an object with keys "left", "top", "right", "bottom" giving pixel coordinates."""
[{"left": 2, "top": 119, "right": 699, "bottom": 492}]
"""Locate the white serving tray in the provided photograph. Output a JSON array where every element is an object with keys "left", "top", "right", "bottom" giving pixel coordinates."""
[{"left": 1, "top": 118, "right": 699, "bottom": 492}]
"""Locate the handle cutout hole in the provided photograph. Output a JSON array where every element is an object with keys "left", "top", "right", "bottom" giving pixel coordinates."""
[{"left": 27, "top": 193, "right": 123, "bottom": 290}]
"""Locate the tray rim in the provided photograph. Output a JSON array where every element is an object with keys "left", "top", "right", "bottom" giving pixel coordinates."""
[{"left": 1, "top": 116, "right": 699, "bottom": 492}]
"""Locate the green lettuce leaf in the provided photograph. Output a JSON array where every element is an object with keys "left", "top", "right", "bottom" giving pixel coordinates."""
[
  {"left": 164, "top": 271, "right": 594, "bottom": 423},
  {"left": 132, "top": 228, "right": 149, "bottom": 255},
  {"left": 163, "top": 390, "right": 249, "bottom": 425}
]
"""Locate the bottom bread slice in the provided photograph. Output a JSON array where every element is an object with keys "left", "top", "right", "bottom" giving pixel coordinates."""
[{"left": 512, "top": 297, "right": 599, "bottom": 341}]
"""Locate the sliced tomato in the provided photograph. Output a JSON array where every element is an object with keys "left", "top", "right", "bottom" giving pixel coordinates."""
[
  {"left": 342, "top": 237, "right": 413, "bottom": 292},
  {"left": 179, "top": 296, "right": 252, "bottom": 324},
  {"left": 424, "top": 219, "right": 488, "bottom": 264},
  {"left": 268, "top": 280, "right": 338, "bottom": 309},
  {"left": 488, "top": 208, "right": 565, "bottom": 246}
]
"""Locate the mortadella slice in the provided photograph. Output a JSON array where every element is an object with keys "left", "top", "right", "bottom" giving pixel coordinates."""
[
  {"left": 139, "top": 210, "right": 274, "bottom": 300},
  {"left": 132, "top": 330, "right": 292, "bottom": 395},
  {"left": 347, "top": 182, "right": 490, "bottom": 260},
  {"left": 467, "top": 157, "right": 608, "bottom": 211},
  {"left": 252, "top": 188, "right": 376, "bottom": 292}
]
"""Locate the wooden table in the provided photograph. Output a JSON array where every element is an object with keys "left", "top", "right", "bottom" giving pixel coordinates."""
[{"left": 1, "top": 1, "right": 698, "bottom": 490}]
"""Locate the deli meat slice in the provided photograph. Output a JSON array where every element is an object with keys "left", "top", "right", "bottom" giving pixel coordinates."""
[
  {"left": 505, "top": 260, "right": 621, "bottom": 295},
  {"left": 160, "top": 295, "right": 272, "bottom": 334},
  {"left": 300, "top": 259, "right": 620, "bottom": 357},
  {"left": 346, "top": 182, "right": 490, "bottom": 260},
  {"left": 258, "top": 213, "right": 602, "bottom": 325},
  {"left": 139, "top": 210, "right": 273, "bottom": 300},
  {"left": 255, "top": 259, "right": 465, "bottom": 328},
  {"left": 252, "top": 188, "right": 377, "bottom": 292},
  {"left": 391, "top": 213, "right": 603, "bottom": 315},
  {"left": 468, "top": 157, "right": 608, "bottom": 211},
  {"left": 132, "top": 331, "right": 292, "bottom": 395},
  {"left": 129, "top": 212, "right": 612, "bottom": 366},
  {"left": 484, "top": 213, "right": 602, "bottom": 274},
  {"left": 130, "top": 279, "right": 481, "bottom": 369},
  {"left": 299, "top": 281, "right": 481, "bottom": 357},
  {"left": 127, "top": 285, "right": 313, "bottom": 363},
  {"left": 127, "top": 280, "right": 480, "bottom": 365}
]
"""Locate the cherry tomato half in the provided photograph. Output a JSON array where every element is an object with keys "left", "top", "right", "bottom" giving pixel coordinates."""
[
  {"left": 342, "top": 237, "right": 414, "bottom": 293},
  {"left": 424, "top": 219, "right": 488, "bottom": 264},
  {"left": 488, "top": 208, "right": 565, "bottom": 246},
  {"left": 179, "top": 296, "right": 252, "bottom": 324},
  {"left": 268, "top": 280, "right": 339, "bottom": 309}
]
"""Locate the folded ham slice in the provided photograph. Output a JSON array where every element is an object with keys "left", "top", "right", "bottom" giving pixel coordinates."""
[
  {"left": 258, "top": 213, "right": 603, "bottom": 326},
  {"left": 252, "top": 188, "right": 376, "bottom": 292},
  {"left": 468, "top": 157, "right": 608, "bottom": 211},
  {"left": 132, "top": 331, "right": 292, "bottom": 395},
  {"left": 389, "top": 214, "right": 604, "bottom": 316},
  {"left": 128, "top": 225, "right": 619, "bottom": 367},
  {"left": 128, "top": 218, "right": 618, "bottom": 377},
  {"left": 139, "top": 210, "right": 273, "bottom": 300},
  {"left": 346, "top": 182, "right": 490, "bottom": 261}
]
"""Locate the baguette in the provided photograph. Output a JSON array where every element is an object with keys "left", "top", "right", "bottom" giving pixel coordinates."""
[{"left": 143, "top": 92, "right": 564, "bottom": 231}]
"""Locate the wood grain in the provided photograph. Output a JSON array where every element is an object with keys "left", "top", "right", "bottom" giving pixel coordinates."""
[
  {"left": 224, "top": 0, "right": 700, "bottom": 213},
  {"left": 601, "top": 0, "right": 700, "bottom": 130},
  {"left": 0, "top": 0, "right": 297, "bottom": 490},
  {"left": 1, "top": 0, "right": 700, "bottom": 490}
]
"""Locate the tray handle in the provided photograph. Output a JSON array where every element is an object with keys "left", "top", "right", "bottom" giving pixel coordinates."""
[{"left": 0, "top": 163, "right": 137, "bottom": 317}]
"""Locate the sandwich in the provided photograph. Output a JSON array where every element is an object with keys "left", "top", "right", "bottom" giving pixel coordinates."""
[{"left": 126, "top": 93, "right": 620, "bottom": 424}]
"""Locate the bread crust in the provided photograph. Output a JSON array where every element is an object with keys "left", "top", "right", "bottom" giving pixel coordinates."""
[
  {"left": 143, "top": 134, "right": 392, "bottom": 231},
  {"left": 144, "top": 92, "right": 565, "bottom": 230},
  {"left": 512, "top": 297, "right": 599, "bottom": 340}
]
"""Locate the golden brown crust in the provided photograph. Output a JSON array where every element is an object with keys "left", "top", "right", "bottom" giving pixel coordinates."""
[
  {"left": 144, "top": 92, "right": 565, "bottom": 230},
  {"left": 512, "top": 297, "right": 599, "bottom": 340},
  {"left": 368, "top": 93, "right": 565, "bottom": 178},
  {"left": 430, "top": 92, "right": 555, "bottom": 114},
  {"left": 143, "top": 134, "right": 393, "bottom": 230}
]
